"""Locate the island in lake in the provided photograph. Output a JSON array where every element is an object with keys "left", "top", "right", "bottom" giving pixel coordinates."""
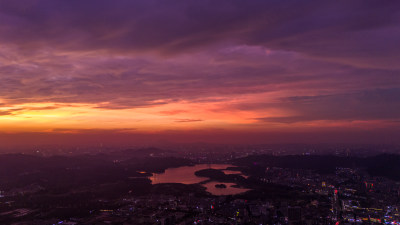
[{"left": 215, "top": 184, "right": 227, "bottom": 188}]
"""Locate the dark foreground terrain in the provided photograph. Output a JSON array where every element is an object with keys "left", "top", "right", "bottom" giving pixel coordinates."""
[{"left": 0, "top": 149, "right": 400, "bottom": 224}]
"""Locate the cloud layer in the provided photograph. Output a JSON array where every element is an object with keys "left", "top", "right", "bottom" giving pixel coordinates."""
[{"left": 0, "top": 0, "right": 399, "bottom": 144}]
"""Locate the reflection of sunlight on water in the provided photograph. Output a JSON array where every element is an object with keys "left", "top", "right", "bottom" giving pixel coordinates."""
[
  {"left": 150, "top": 164, "right": 251, "bottom": 195},
  {"left": 150, "top": 164, "right": 231, "bottom": 184},
  {"left": 203, "top": 181, "right": 251, "bottom": 196}
]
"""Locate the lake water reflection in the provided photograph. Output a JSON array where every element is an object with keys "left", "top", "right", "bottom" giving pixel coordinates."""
[
  {"left": 150, "top": 164, "right": 250, "bottom": 195},
  {"left": 203, "top": 181, "right": 251, "bottom": 196}
]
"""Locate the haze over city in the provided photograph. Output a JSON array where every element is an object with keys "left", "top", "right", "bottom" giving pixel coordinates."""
[{"left": 1, "top": 0, "right": 399, "bottom": 148}]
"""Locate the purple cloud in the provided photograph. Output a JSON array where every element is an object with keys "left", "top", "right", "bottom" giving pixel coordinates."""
[{"left": 0, "top": 0, "right": 399, "bottom": 135}]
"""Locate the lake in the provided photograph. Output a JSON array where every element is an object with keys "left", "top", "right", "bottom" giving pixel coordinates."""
[{"left": 150, "top": 164, "right": 250, "bottom": 195}]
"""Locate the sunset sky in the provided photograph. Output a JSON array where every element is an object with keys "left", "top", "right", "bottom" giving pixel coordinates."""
[{"left": 0, "top": 0, "right": 399, "bottom": 146}]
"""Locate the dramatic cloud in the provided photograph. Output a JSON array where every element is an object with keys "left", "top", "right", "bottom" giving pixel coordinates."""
[
  {"left": 0, "top": 0, "right": 399, "bottom": 145},
  {"left": 248, "top": 88, "right": 400, "bottom": 123},
  {"left": 1, "top": 1, "right": 399, "bottom": 66}
]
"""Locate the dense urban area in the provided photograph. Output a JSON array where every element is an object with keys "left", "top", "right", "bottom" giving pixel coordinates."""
[{"left": 1, "top": 144, "right": 400, "bottom": 225}]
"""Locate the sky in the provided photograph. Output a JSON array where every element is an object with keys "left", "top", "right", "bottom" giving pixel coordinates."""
[{"left": 0, "top": 0, "right": 400, "bottom": 147}]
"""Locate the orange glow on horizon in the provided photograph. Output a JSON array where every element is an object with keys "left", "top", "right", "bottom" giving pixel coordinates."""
[
  {"left": 0, "top": 98, "right": 262, "bottom": 133},
  {"left": 1, "top": 95, "right": 395, "bottom": 135}
]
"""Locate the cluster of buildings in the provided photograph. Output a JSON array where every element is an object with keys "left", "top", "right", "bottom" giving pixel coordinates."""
[
  {"left": 2, "top": 150, "right": 400, "bottom": 224},
  {"left": 259, "top": 166, "right": 400, "bottom": 224},
  {"left": 49, "top": 194, "right": 329, "bottom": 225},
  {"left": 10, "top": 165, "right": 396, "bottom": 225}
]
